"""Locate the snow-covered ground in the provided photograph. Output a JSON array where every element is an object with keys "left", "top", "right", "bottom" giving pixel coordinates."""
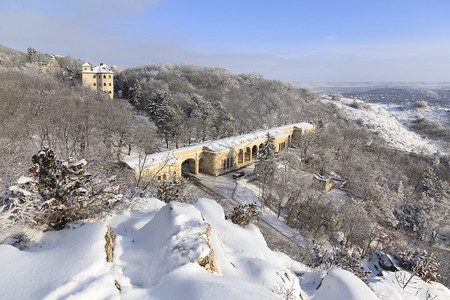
[
  {"left": 1, "top": 197, "right": 449, "bottom": 299},
  {"left": 193, "top": 165, "right": 307, "bottom": 247},
  {"left": 322, "top": 96, "right": 449, "bottom": 156}
]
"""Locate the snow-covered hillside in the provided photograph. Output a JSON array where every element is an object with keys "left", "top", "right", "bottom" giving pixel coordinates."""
[
  {"left": 1, "top": 198, "right": 448, "bottom": 299},
  {"left": 322, "top": 96, "right": 449, "bottom": 156}
]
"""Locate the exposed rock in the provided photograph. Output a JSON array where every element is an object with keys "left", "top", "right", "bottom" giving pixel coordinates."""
[
  {"left": 370, "top": 251, "right": 398, "bottom": 273},
  {"left": 114, "top": 280, "right": 121, "bottom": 292},
  {"left": 105, "top": 225, "right": 115, "bottom": 262},
  {"left": 196, "top": 224, "right": 219, "bottom": 273}
]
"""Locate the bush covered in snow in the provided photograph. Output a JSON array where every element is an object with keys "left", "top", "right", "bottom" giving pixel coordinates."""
[
  {"left": 410, "top": 117, "right": 450, "bottom": 141},
  {"left": 226, "top": 202, "right": 261, "bottom": 227},
  {"left": 156, "top": 180, "right": 186, "bottom": 203},
  {"left": 413, "top": 100, "right": 429, "bottom": 109},
  {"left": 395, "top": 250, "right": 440, "bottom": 283},
  {"left": 0, "top": 148, "right": 123, "bottom": 231},
  {"left": 313, "top": 247, "right": 371, "bottom": 280},
  {"left": 349, "top": 99, "right": 370, "bottom": 110}
]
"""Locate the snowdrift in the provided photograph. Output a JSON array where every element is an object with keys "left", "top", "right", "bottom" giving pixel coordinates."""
[{"left": 1, "top": 197, "right": 449, "bottom": 299}]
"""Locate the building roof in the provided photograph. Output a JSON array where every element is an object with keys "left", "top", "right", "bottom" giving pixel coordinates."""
[
  {"left": 82, "top": 63, "right": 114, "bottom": 74},
  {"left": 82, "top": 62, "right": 91, "bottom": 67}
]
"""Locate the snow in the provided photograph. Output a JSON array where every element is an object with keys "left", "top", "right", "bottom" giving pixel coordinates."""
[
  {"left": 0, "top": 222, "right": 116, "bottom": 300},
  {"left": 194, "top": 166, "right": 308, "bottom": 246},
  {"left": 82, "top": 64, "right": 113, "bottom": 74},
  {"left": 16, "top": 175, "right": 34, "bottom": 184},
  {"left": 314, "top": 268, "right": 379, "bottom": 300},
  {"left": 0, "top": 198, "right": 299, "bottom": 299},
  {"left": 122, "top": 150, "right": 178, "bottom": 171},
  {"left": 69, "top": 158, "right": 87, "bottom": 167},
  {"left": 1, "top": 197, "right": 448, "bottom": 299},
  {"left": 323, "top": 96, "right": 448, "bottom": 156}
]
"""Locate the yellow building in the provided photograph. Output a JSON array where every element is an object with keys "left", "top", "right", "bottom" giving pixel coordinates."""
[
  {"left": 122, "top": 123, "right": 314, "bottom": 181},
  {"left": 82, "top": 62, "right": 114, "bottom": 99}
]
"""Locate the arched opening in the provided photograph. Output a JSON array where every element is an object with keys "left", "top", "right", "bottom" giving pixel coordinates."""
[
  {"left": 181, "top": 158, "right": 197, "bottom": 175},
  {"left": 252, "top": 145, "right": 258, "bottom": 159},
  {"left": 245, "top": 147, "right": 251, "bottom": 162},
  {"left": 238, "top": 149, "right": 244, "bottom": 164}
]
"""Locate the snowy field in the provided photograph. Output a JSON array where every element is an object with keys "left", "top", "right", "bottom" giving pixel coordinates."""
[
  {"left": 1, "top": 197, "right": 449, "bottom": 299},
  {"left": 322, "top": 96, "right": 449, "bottom": 156}
]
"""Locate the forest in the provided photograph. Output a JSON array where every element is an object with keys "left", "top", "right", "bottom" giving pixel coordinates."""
[{"left": 0, "top": 45, "right": 449, "bottom": 285}]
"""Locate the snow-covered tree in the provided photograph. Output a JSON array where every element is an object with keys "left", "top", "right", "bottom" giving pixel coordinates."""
[
  {"left": 258, "top": 133, "right": 276, "bottom": 160},
  {"left": 131, "top": 81, "right": 143, "bottom": 108},
  {"left": 255, "top": 133, "right": 277, "bottom": 208},
  {"left": 395, "top": 250, "right": 440, "bottom": 283},
  {"left": 154, "top": 95, "right": 179, "bottom": 148}
]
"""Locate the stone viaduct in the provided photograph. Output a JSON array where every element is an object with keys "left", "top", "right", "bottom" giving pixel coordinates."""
[{"left": 122, "top": 123, "right": 314, "bottom": 181}]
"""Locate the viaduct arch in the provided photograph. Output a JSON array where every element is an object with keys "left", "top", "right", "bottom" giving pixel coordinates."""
[{"left": 122, "top": 123, "right": 314, "bottom": 181}]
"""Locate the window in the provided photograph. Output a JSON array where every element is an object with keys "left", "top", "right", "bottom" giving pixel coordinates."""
[
  {"left": 108, "top": 75, "right": 111, "bottom": 79},
  {"left": 93, "top": 75, "right": 96, "bottom": 78},
  {"left": 93, "top": 83, "right": 96, "bottom": 86},
  {"left": 109, "top": 91, "right": 111, "bottom": 93},
  {"left": 109, "top": 83, "right": 111, "bottom": 86},
  {"left": 103, "top": 75, "right": 106, "bottom": 79},
  {"left": 104, "top": 83, "right": 106, "bottom": 86}
]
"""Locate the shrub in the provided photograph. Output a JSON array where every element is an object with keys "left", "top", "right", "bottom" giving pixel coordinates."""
[
  {"left": 330, "top": 94, "right": 342, "bottom": 101},
  {"left": 410, "top": 117, "right": 450, "bottom": 141},
  {"left": 395, "top": 250, "right": 440, "bottom": 282},
  {"left": 312, "top": 247, "right": 370, "bottom": 280},
  {"left": 156, "top": 180, "right": 185, "bottom": 203},
  {"left": 226, "top": 202, "right": 261, "bottom": 227},
  {"left": 413, "top": 101, "right": 429, "bottom": 109},
  {"left": 0, "top": 148, "right": 123, "bottom": 231},
  {"left": 349, "top": 100, "right": 369, "bottom": 110}
]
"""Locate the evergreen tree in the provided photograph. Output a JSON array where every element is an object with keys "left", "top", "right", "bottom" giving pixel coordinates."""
[
  {"left": 113, "top": 76, "right": 120, "bottom": 94},
  {"left": 258, "top": 133, "right": 276, "bottom": 160},
  {"left": 255, "top": 133, "right": 277, "bottom": 208},
  {"left": 148, "top": 90, "right": 171, "bottom": 119},
  {"left": 131, "top": 81, "right": 143, "bottom": 108},
  {"left": 122, "top": 76, "right": 129, "bottom": 99},
  {"left": 154, "top": 94, "right": 179, "bottom": 148}
]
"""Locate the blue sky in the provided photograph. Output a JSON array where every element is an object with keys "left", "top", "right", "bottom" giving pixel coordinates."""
[{"left": 1, "top": 0, "right": 449, "bottom": 82}]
